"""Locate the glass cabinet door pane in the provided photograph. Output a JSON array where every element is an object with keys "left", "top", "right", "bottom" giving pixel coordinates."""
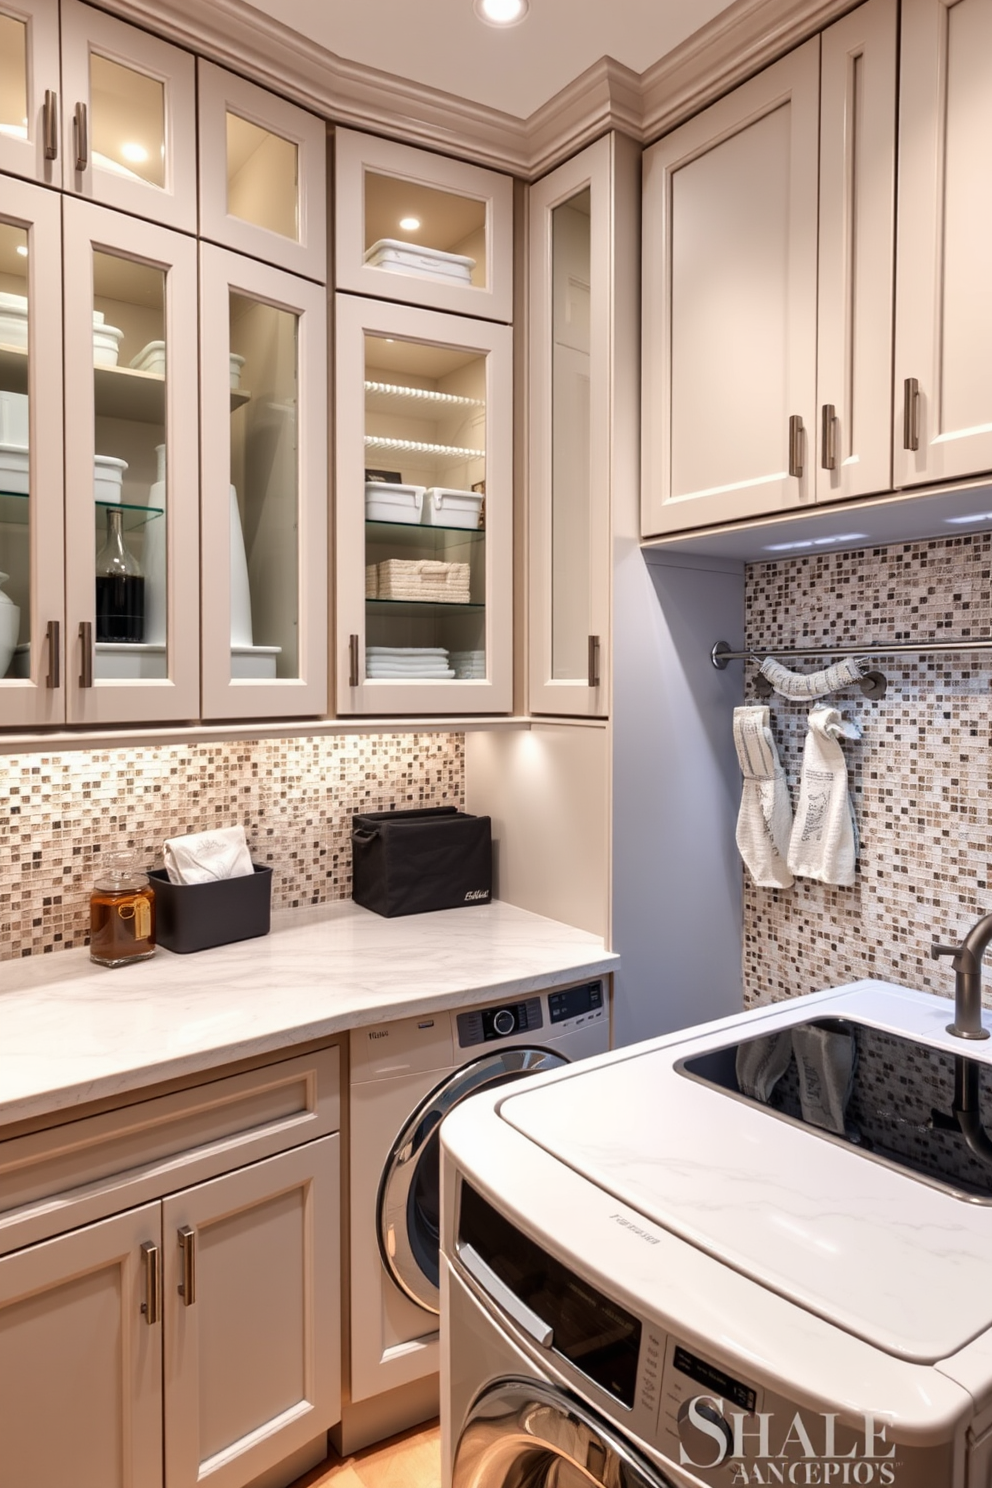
[
  {"left": 89, "top": 54, "right": 166, "bottom": 188},
  {"left": 364, "top": 334, "right": 487, "bottom": 681},
  {"left": 0, "top": 222, "right": 31, "bottom": 683},
  {"left": 365, "top": 173, "right": 488, "bottom": 290},
  {"left": 550, "top": 188, "right": 592, "bottom": 680},
  {"left": 91, "top": 252, "right": 167, "bottom": 679},
  {"left": 226, "top": 114, "right": 298, "bottom": 240},
  {"left": 229, "top": 293, "right": 300, "bottom": 680},
  {"left": 0, "top": 15, "right": 27, "bottom": 141}
]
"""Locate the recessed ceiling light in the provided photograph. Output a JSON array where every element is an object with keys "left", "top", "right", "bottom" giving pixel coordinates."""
[
  {"left": 475, "top": 0, "right": 529, "bottom": 26},
  {"left": 399, "top": 216, "right": 421, "bottom": 232},
  {"left": 120, "top": 141, "right": 148, "bottom": 164},
  {"left": 15, "top": 245, "right": 28, "bottom": 258}
]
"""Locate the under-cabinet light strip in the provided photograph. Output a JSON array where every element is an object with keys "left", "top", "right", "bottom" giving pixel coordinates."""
[
  {"left": 364, "top": 435, "right": 484, "bottom": 459},
  {"left": 364, "top": 380, "right": 484, "bottom": 409}
]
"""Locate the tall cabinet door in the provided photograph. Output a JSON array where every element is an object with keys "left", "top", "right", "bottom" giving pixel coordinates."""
[
  {"left": 163, "top": 1137, "right": 340, "bottom": 1488},
  {"left": 894, "top": 0, "right": 992, "bottom": 487},
  {"left": 63, "top": 198, "right": 200, "bottom": 724},
  {"left": 60, "top": 0, "right": 197, "bottom": 232},
  {"left": 641, "top": 40, "right": 820, "bottom": 536},
  {"left": 0, "top": 1202, "right": 163, "bottom": 1488},
  {"left": 335, "top": 294, "right": 513, "bottom": 715},
  {"left": 528, "top": 135, "right": 638, "bottom": 717},
  {"left": 816, "top": 0, "right": 897, "bottom": 503},
  {"left": 199, "top": 245, "right": 327, "bottom": 720},
  {"left": 0, "top": 176, "right": 64, "bottom": 728},
  {"left": 0, "top": 0, "right": 61, "bottom": 188}
]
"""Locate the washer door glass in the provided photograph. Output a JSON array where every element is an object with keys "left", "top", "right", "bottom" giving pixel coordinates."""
[
  {"left": 453, "top": 1379, "right": 674, "bottom": 1488},
  {"left": 377, "top": 1047, "right": 568, "bottom": 1315}
]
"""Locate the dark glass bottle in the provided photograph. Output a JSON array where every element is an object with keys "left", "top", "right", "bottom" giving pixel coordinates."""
[{"left": 95, "top": 506, "right": 145, "bottom": 643}]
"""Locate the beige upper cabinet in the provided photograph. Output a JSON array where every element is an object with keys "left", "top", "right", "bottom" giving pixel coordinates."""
[
  {"left": 335, "top": 293, "right": 512, "bottom": 715},
  {"left": 894, "top": 0, "right": 992, "bottom": 488},
  {"left": 528, "top": 134, "right": 640, "bottom": 718},
  {"left": 60, "top": 0, "right": 197, "bottom": 233},
  {"left": 642, "top": 41, "right": 821, "bottom": 536},
  {"left": 334, "top": 127, "right": 513, "bottom": 322},
  {"left": 0, "top": 0, "right": 61, "bottom": 188},
  {"left": 816, "top": 0, "right": 897, "bottom": 503},
  {"left": 0, "top": 1201, "right": 164, "bottom": 1488},
  {"left": 197, "top": 61, "right": 326, "bottom": 282},
  {"left": 199, "top": 245, "right": 328, "bottom": 721}
]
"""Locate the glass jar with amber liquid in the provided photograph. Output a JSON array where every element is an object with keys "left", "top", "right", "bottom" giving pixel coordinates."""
[{"left": 90, "top": 852, "right": 156, "bottom": 967}]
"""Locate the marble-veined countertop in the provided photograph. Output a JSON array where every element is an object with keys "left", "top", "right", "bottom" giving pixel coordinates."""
[{"left": 0, "top": 899, "right": 618, "bottom": 1126}]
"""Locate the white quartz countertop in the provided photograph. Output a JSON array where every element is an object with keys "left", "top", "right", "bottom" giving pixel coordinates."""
[{"left": 0, "top": 899, "right": 617, "bottom": 1126}]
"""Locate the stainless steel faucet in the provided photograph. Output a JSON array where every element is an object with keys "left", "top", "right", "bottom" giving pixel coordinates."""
[{"left": 931, "top": 912, "right": 992, "bottom": 1040}]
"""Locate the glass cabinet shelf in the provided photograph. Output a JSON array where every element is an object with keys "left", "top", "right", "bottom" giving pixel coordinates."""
[
  {"left": 365, "top": 519, "right": 484, "bottom": 544},
  {"left": 366, "top": 598, "right": 485, "bottom": 615},
  {"left": 364, "top": 380, "right": 484, "bottom": 414},
  {"left": 0, "top": 490, "right": 163, "bottom": 529},
  {"left": 2, "top": 343, "right": 248, "bottom": 422}
]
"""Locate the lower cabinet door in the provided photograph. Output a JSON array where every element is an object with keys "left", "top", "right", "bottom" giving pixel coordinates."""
[
  {"left": 0, "top": 1202, "right": 164, "bottom": 1488},
  {"left": 163, "top": 1136, "right": 340, "bottom": 1488}
]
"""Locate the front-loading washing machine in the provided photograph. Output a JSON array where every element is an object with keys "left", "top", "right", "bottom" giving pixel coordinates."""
[
  {"left": 440, "top": 982, "right": 992, "bottom": 1488},
  {"left": 336, "top": 976, "right": 610, "bottom": 1452}
]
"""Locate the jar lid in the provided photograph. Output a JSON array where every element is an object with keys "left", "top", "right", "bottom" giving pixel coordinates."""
[{"left": 94, "top": 849, "right": 149, "bottom": 891}]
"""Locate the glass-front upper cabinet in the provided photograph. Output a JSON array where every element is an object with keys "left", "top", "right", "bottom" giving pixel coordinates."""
[
  {"left": 336, "top": 294, "right": 512, "bottom": 715},
  {"left": 0, "top": 176, "right": 63, "bottom": 728},
  {"left": 335, "top": 128, "right": 513, "bottom": 322},
  {"left": 60, "top": 0, "right": 196, "bottom": 231},
  {"left": 528, "top": 135, "right": 640, "bottom": 717},
  {"left": 199, "top": 245, "right": 327, "bottom": 720},
  {"left": 63, "top": 197, "right": 199, "bottom": 724},
  {"left": 0, "top": 0, "right": 61, "bottom": 187},
  {"left": 198, "top": 62, "right": 326, "bottom": 281}
]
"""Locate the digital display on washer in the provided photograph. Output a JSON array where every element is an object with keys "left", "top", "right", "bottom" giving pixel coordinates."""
[
  {"left": 459, "top": 1183, "right": 641, "bottom": 1409},
  {"left": 548, "top": 980, "right": 604, "bottom": 1024},
  {"left": 673, "top": 1345, "right": 756, "bottom": 1414}
]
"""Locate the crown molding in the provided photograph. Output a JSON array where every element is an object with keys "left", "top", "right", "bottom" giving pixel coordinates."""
[{"left": 100, "top": 0, "right": 860, "bottom": 179}]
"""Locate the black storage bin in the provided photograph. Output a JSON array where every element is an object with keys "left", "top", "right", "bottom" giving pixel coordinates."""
[
  {"left": 351, "top": 807, "right": 492, "bottom": 918},
  {"left": 149, "top": 864, "right": 273, "bottom": 953}
]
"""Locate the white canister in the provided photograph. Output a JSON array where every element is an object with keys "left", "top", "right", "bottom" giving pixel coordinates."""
[{"left": 94, "top": 454, "right": 128, "bottom": 503}]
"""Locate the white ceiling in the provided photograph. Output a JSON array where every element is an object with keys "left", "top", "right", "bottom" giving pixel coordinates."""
[{"left": 242, "top": 0, "right": 732, "bottom": 118}]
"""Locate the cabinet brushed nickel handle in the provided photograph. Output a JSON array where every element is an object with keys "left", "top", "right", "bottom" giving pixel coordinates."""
[
  {"left": 903, "top": 376, "right": 920, "bottom": 451},
  {"left": 788, "top": 415, "right": 804, "bottom": 479},
  {"left": 73, "top": 101, "right": 88, "bottom": 172},
  {"left": 587, "top": 634, "right": 601, "bottom": 689},
  {"left": 821, "top": 404, "right": 837, "bottom": 471},
  {"left": 43, "top": 90, "right": 58, "bottom": 160},
  {"left": 140, "top": 1241, "right": 160, "bottom": 1325},
  {"left": 349, "top": 633, "right": 360, "bottom": 688},
  {"left": 177, "top": 1225, "right": 196, "bottom": 1306},
  {"left": 46, "top": 620, "right": 60, "bottom": 689},
  {"left": 78, "top": 620, "right": 93, "bottom": 688}
]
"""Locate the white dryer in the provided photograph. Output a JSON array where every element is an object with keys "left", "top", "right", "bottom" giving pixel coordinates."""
[
  {"left": 441, "top": 981, "right": 992, "bottom": 1488},
  {"left": 339, "top": 977, "right": 610, "bottom": 1452}
]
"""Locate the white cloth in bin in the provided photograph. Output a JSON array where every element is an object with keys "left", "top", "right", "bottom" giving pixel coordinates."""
[{"left": 164, "top": 824, "right": 253, "bottom": 885}]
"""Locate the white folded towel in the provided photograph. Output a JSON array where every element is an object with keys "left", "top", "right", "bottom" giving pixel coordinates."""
[
  {"left": 787, "top": 704, "right": 861, "bottom": 886},
  {"left": 163, "top": 825, "right": 253, "bottom": 885},
  {"left": 759, "top": 655, "right": 866, "bottom": 699},
  {"left": 733, "top": 706, "right": 794, "bottom": 889},
  {"left": 366, "top": 646, "right": 449, "bottom": 656}
]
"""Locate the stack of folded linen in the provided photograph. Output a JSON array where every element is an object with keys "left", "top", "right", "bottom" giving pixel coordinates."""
[
  {"left": 450, "top": 650, "right": 486, "bottom": 678},
  {"left": 366, "top": 564, "right": 379, "bottom": 598},
  {"left": 375, "top": 559, "right": 471, "bottom": 604},
  {"left": 365, "top": 646, "right": 455, "bottom": 679}
]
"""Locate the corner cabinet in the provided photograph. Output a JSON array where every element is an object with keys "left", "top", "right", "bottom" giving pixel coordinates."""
[
  {"left": 335, "top": 294, "right": 512, "bottom": 715},
  {"left": 641, "top": 0, "right": 897, "bottom": 536}
]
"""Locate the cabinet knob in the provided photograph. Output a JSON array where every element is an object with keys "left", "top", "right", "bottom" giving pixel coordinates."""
[{"left": 788, "top": 415, "right": 804, "bottom": 479}]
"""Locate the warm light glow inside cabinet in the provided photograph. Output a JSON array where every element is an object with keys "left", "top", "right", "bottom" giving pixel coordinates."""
[
  {"left": 197, "top": 61, "right": 326, "bottom": 282},
  {"left": 60, "top": 0, "right": 197, "bottom": 232},
  {"left": 529, "top": 135, "right": 639, "bottom": 718},
  {"left": 334, "top": 127, "right": 513, "bottom": 323},
  {"left": 0, "top": 0, "right": 61, "bottom": 188},
  {"left": 335, "top": 294, "right": 512, "bottom": 715},
  {"left": 199, "top": 245, "right": 327, "bottom": 720}
]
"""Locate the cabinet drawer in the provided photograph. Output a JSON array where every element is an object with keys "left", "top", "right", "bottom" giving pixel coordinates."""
[{"left": 0, "top": 1045, "right": 340, "bottom": 1255}]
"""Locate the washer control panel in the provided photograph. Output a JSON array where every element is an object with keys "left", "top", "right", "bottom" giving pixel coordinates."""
[
  {"left": 457, "top": 998, "right": 543, "bottom": 1048},
  {"left": 549, "top": 979, "right": 604, "bottom": 1025}
]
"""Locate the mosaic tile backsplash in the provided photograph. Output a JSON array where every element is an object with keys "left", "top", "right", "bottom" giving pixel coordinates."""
[
  {"left": 0, "top": 733, "right": 464, "bottom": 960},
  {"left": 743, "top": 533, "right": 992, "bottom": 1010}
]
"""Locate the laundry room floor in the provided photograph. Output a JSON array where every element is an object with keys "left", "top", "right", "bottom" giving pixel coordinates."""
[{"left": 295, "top": 1421, "right": 441, "bottom": 1488}]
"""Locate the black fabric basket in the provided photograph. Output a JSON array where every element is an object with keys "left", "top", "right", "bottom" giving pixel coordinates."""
[
  {"left": 149, "top": 864, "right": 272, "bottom": 953},
  {"left": 351, "top": 807, "right": 492, "bottom": 918}
]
